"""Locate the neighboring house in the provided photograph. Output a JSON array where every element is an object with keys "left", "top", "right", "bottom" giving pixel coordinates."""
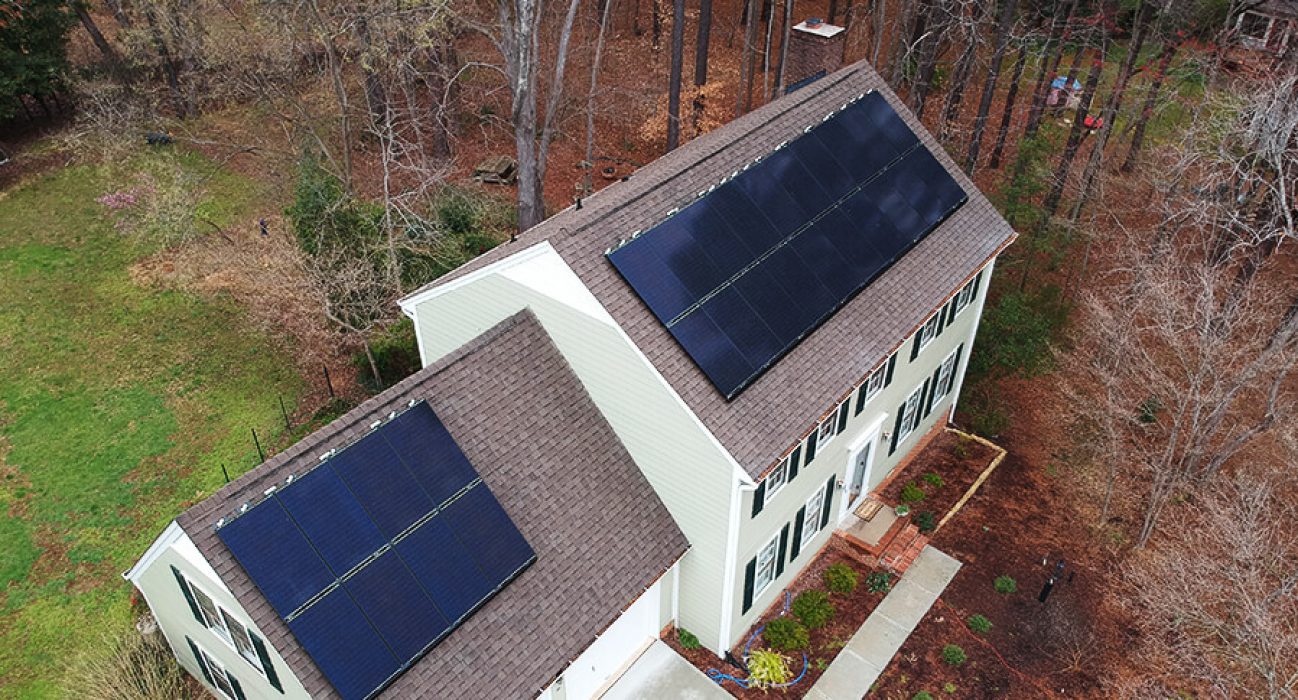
[
  {"left": 128, "top": 56, "right": 1015, "bottom": 700},
  {"left": 1236, "top": 0, "right": 1297, "bottom": 53}
]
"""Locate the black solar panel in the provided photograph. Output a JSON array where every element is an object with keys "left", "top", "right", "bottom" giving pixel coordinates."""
[
  {"left": 607, "top": 91, "right": 967, "bottom": 399},
  {"left": 216, "top": 402, "right": 535, "bottom": 700}
]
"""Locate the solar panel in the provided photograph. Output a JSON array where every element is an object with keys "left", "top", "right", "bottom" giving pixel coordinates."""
[
  {"left": 217, "top": 402, "right": 535, "bottom": 700},
  {"left": 608, "top": 91, "right": 967, "bottom": 399}
]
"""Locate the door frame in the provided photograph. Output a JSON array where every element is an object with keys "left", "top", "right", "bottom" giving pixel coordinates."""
[{"left": 841, "top": 415, "right": 886, "bottom": 521}]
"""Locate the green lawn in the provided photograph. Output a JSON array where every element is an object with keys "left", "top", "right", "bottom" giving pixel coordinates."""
[{"left": 0, "top": 151, "right": 303, "bottom": 698}]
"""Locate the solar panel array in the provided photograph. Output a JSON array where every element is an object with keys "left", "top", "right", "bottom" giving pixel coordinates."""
[
  {"left": 216, "top": 402, "right": 535, "bottom": 700},
  {"left": 607, "top": 91, "right": 968, "bottom": 399}
]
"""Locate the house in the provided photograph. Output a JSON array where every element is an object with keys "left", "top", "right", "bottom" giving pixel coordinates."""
[
  {"left": 126, "top": 56, "right": 1015, "bottom": 700},
  {"left": 1235, "top": 0, "right": 1297, "bottom": 54}
]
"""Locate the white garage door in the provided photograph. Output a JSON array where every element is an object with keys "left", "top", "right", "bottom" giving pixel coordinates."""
[{"left": 562, "top": 579, "right": 661, "bottom": 700}]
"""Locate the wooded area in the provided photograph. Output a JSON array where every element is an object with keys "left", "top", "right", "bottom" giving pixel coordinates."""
[{"left": 3, "top": 0, "right": 1297, "bottom": 696}]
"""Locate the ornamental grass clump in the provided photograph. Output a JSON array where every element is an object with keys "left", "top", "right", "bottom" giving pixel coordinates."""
[{"left": 746, "top": 649, "right": 792, "bottom": 689}]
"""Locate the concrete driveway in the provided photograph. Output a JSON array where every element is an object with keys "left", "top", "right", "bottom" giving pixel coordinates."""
[{"left": 601, "top": 640, "right": 732, "bottom": 700}]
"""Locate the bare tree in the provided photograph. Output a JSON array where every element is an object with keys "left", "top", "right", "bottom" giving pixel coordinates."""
[
  {"left": 1120, "top": 35, "right": 1177, "bottom": 173},
  {"left": 667, "top": 0, "right": 685, "bottom": 150},
  {"left": 987, "top": 40, "right": 1027, "bottom": 169},
  {"left": 1023, "top": 0, "right": 1076, "bottom": 139},
  {"left": 1037, "top": 31, "right": 1106, "bottom": 234},
  {"left": 965, "top": 0, "right": 1017, "bottom": 173}
]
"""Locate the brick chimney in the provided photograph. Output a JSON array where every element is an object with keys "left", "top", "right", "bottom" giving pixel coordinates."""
[{"left": 784, "top": 19, "right": 846, "bottom": 92}]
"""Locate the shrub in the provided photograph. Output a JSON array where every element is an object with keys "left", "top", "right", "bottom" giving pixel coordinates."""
[
  {"left": 866, "top": 571, "right": 892, "bottom": 594},
  {"left": 792, "top": 590, "right": 835, "bottom": 630},
  {"left": 941, "top": 644, "right": 967, "bottom": 666},
  {"left": 994, "top": 575, "right": 1017, "bottom": 594},
  {"left": 944, "top": 682, "right": 958, "bottom": 693},
  {"left": 746, "top": 649, "right": 791, "bottom": 689},
  {"left": 824, "top": 562, "right": 858, "bottom": 594},
  {"left": 678, "top": 628, "right": 701, "bottom": 650},
  {"left": 67, "top": 629, "right": 193, "bottom": 700},
  {"left": 354, "top": 318, "right": 421, "bottom": 392},
  {"left": 922, "top": 472, "right": 944, "bottom": 488},
  {"left": 952, "top": 438, "right": 972, "bottom": 460},
  {"left": 914, "top": 511, "right": 937, "bottom": 533},
  {"left": 913, "top": 692, "right": 935, "bottom": 700},
  {"left": 763, "top": 617, "right": 809, "bottom": 652},
  {"left": 900, "top": 482, "right": 926, "bottom": 503},
  {"left": 967, "top": 614, "right": 993, "bottom": 635}
]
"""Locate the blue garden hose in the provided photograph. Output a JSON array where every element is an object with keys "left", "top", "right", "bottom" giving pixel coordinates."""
[{"left": 707, "top": 591, "right": 810, "bottom": 689}]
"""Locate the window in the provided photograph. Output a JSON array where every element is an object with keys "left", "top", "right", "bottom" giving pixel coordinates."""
[
  {"left": 801, "top": 485, "right": 827, "bottom": 547},
  {"left": 862, "top": 365, "right": 886, "bottom": 403},
  {"left": 764, "top": 457, "right": 790, "bottom": 507},
  {"left": 916, "top": 313, "right": 942, "bottom": 351},
  {"left": 753, "top": 535, "right": 780, "bottom": 598},
  {"left": 816, "top": 414, "right": 839, "bottom": 448},
  {"left": 186, "top": 576, "right": 263, "bottom": 673},
  {"left": 952, "top": 277, "right": 978, "bottom": 316},
  {"left": 930, "top": 349, "right": 959, "bottom": 409},
  {"left": 898, "top": 384, "right": 925, "bottom": 443},
  {"left": 197, "top": 646, "right": 240, "bottom": 700}
]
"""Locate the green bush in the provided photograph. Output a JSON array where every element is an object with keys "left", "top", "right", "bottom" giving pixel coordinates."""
[
  {"left": 792, "top": 590, "right": 835, "bottom": 630},
  {"left": 914, "top": 511, "right": 937, "bottom": 533},
  {"left": 922, "top": 472, "right": 944, "bottom": 488},
  {"left": 967, "top": 614, "right": 993, "bottom": 635},
  {"left": 913, "top": 692, "right": 935, "bottom": 700},
  {"left": 968, "top": 284, "right": 1070, "bottom": 382},
  {"left": 994, "top": 575, "right": 1017, "bottom": 594},
  {"left": 763, "top": 617, "right": 810, "bottom": 652},
  {"left": 943, "top": 682, "right": 958, "bottom": 693},
  {"left": 746, "top": 649, "right": 791, "bottom": 690},
  {"left": 952, "top": 438, "right": 972, "bottom": 460},
  {"left": 354, "top": 318, "right": 421, "bottom": 392},
  {"left": 900, "top": 482, "right": 926, "bottom": 503},
  {"left": 678, "top": 628, "right": 701, "bottom": 650},
  {"left": 824, "top": 562, "right": 858, "bottom": 595},
  {"left": 866, "top": 571, "right": 892, "bottom": 594},
  {"left": 941, "top": 644, "right": 967, "bottom": 666}
]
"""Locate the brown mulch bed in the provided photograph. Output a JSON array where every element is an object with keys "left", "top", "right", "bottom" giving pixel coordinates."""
[
  {"left": 665, "top": 539, "right": 891, "bottom": 699},
  {"left": 879, "top": 430, "right": 1001, "bottom": 528}
]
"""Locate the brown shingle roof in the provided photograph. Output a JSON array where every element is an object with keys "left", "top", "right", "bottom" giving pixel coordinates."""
[
  {"left": 402, "top": 59, "right": 1016, "bottom": 480},
  {"left": 177, "top": 310, "right": 689, "bottom": 699}
]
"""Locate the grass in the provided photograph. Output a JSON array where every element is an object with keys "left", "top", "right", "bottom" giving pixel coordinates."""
[{"left": 0, "top": 148, "right": 303, "bottom": 698}]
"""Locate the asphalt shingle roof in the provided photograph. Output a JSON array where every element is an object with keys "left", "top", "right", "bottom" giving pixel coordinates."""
[
  {"left": 403, "top": 59, "right": 1017, "bottom": 480},
  {"left": 177, "top": 310, "right": 689, "bottom": 699}
]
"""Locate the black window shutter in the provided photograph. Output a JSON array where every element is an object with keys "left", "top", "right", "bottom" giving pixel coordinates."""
[
  {"left": 229, "top": 674, "right": 248, "bottom": 700},
  {"left": 950, "top": 344, "right": 965, "bottom": 394},
  {"left": 855, "top": 383, "right": 868, "bottom": 416},
  {"left": 751, "top": 481, "right": 766, "bottom": 518},
  {"left": 172, "top": 566, "right": 205, "bottom": 626},
  {"left": 971, "top": 269, "right": 984, "bottom": 297},
  {"left": 920, "top": 378, "right": 933, "bottom": 419},
  {"left": 790, "top": 507, "right": 807, "bottom": 559},
  {"left": 938, "top": 301, "right": 953, "bottom": 333},
  {"left": 186, "top": 636, "right": 215, "bottom": 685},
  {"left": 249, "top": 633, "right": 283, "bottom": 693},
  {"left": 924, "top": 368, "right": 941, "bottom": 417},
  {"left": 741, "top": 558, "right": 757, "bottom": 614},
  {"left": 836, "top": 401, "right": 849, "bottom": 432},
  {"left": 788, "top": 445, "right": 801, "bottom": 482},
  {"left": 820, "top": 476, "right": 835, "bottom": 529},
  {"left": 805, "top": 431, "right": 818, "bottom": 465},
  {"left": 775, "top": 524, "right": 790, "bottom": 578},
  {"left": 889, "top": 405, "right": 905, "bottom": 455},
  {"left": 885, "top": 353, "right": 897, "bottom": 386},
  {"left": 910, "top": 333, "right": 922, "bottom": 361}
]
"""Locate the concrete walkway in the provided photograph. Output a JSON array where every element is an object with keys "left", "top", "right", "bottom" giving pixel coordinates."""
[
  {"left": 806, "top": 547, "right": 962, "bottom": 700},
  {"left": 601, "top": 640, "right": 732, "bottom": 700}
]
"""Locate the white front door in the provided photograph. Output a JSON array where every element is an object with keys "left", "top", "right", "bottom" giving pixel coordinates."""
[{"left": 841, "top": 418, "right": 884, "bottom": 520}]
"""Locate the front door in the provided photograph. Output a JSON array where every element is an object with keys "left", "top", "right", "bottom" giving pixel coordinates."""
[
  {"left": 849, "top": 442, "right": 871, "bottom": 504},
  {"left": 841, "top": 419, "right": 883, "bottom": 520}
]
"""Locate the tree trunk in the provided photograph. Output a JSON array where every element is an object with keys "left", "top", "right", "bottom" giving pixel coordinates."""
[
  {"left": 586, "top": 0, "right": 616, "bottom": 192},
  {"left": 142, "top": 5, "right": 186, "bottom": 117},
  {"left": 1023, "top": 0, "right": 1075, "bottom": 139},
  {"left": 737, "top": 0, "right": 759, "bottom": 115},
  {"left": 105, "top": 0, "right": 132, "bottom": 28},
  {"left": 652, "top": 0, "right": 663, "bottom": 49},
  {"left": 871, "top": 0, "right": 886, "bottom": 66},
  {"left": 75, "top": 4, "right": 131, "bottom": 83},
  {"left": 1067, "top": 0, "right": 1149, "bottom": 224},
  {"left": 355, "top": 16, "right": 388, "bottom": 130},
  {"left": 1121, "top": 37, "right": 1177, "bottom": 173},
  {"left": 828, "top": 0, "right": 839, "bottom": 24},
  {"left": 965, "top": 0, "right": 1017, "bottom": 173},
  {"left": 839, "top": 0, "right": 854, "bottom": 63},
  {"left": 988, "top": 43, "right": 1027, "bottom": 169},
  {"left": 938, "top": 22, "right": 978, "bottom": 144},
  {"left": 514, "top": 0, "right": 581, "bottom": 231},
  {"left": 775, "top": 0, "right": 795, "bottom": 92},
  {"left": 307, "top": 0, "right": 353, "bottom": 191},
  {"left": 1038, "top": 41, "right": 1106, "bottom": 232},
  {"left": 909, "top": 1, "right": 944, "bottom": 117},
  {"left": 695, "top": 0, "right": 713, "bottom": 84},
  {"left": 667, "top": 0, "right": 685, "bottom": 150},
  {"left": 364, "top": 338, "right": 383, "bottom": 388},
  {"left": 887, "top": 0, "right": 918, "bottom": 87}
]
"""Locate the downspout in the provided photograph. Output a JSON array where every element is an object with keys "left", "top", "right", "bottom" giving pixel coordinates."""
[{"left": 717, "top": 467, "right": 758, "bottom": 656}]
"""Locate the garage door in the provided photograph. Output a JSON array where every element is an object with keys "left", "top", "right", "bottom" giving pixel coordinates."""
[{"left": 561, "top": 579, "right": 661, "bottom": 700}]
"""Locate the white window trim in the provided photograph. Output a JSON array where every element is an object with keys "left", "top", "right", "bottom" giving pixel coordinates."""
[
  {"left": 860, "top": 363, "right": 887, "bottom": 406},
  {"left": 930, "top": 349, "right": 959, "bottom": 409},
  {"left": 953, "top": 278, "right": 977, "bottom": 316},
  {"left": 753, "top": 533, "right": 780, "bottom": 599},
  {"left": 898, "top": 384, "right": 925, "bottom": 443},
  {"left": 764, "top": 458, "right": 790, "bottom": 506},
  {"left": 817, "top": 413, "right": 838, "bottom": 448},
  {"left": 917, "top": 313, "right": 942, "bottom": 351},
  {"left": 801, "top": 484, "right": 827, "bottom": 548},
  {"left": 185, "top": 575, "right": 264, "bottom": 674},
  {"left": 196, "top": 644, "right": 239, "bottom": 700}
]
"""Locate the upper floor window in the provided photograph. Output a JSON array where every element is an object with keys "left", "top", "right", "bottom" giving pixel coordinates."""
[
  {"left": 952, "top": 277, "right": 978, "bottom": 316},
  {"left": 764, "top": 456, "right": 790, "bottom": 506},
  {"left": 898, "top": 384, "right": 925, "bottom": 443},
  {"left": 861, "top": 364, "right": 886, "bottom": 403},
  {"left": 187, "top": 577, "right": 264, "bottom": 673},
  {"left": 816, "top": 413, "right": 839, "bottom": 448},
  {"left": 916, "top": 313, "right": 942, "bottom": 352}
]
